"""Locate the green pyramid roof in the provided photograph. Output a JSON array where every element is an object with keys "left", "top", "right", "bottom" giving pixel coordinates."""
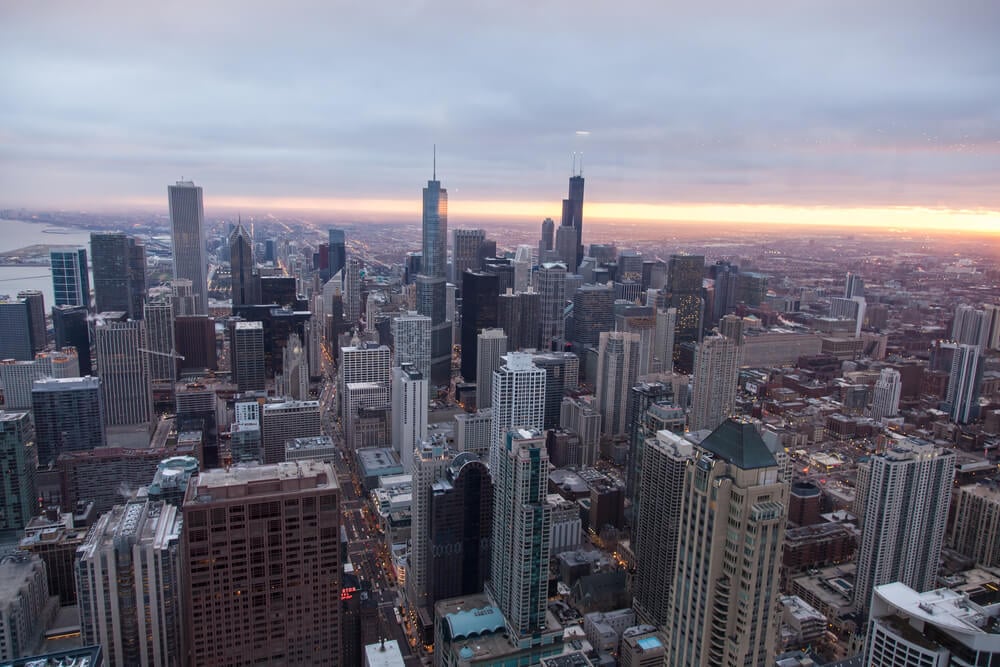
[{"left": 700, "top": 419, "right": 777, "bottom": 470}]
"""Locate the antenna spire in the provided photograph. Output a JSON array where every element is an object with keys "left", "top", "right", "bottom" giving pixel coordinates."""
[
  {"left": 579, "top": 153, "right": 584, "bottom": 176},
  {"left": 433, "top": 144, "right": 437, "bottom": 181}
]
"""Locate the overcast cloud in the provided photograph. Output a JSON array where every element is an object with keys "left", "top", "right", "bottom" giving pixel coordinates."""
[{"left": 1, "top": 0, "right": 998, "bottom": 212}]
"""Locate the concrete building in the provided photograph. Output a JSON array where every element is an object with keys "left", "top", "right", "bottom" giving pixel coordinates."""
[
  {"left": 0, "top": 350, "right": 79, "bottom": 410},
  {"left": 344, "top": 383, "right": 390, "bottom": 452},
  {"left": 391, "top": 311, "right": 432, "bottom": 380},
  {"left": 285, "top": 436, "right": 337, "bottom": 463},
  {"left": 453, "top": 409, "right": 491, "bottom": 458},
  {"left": 31, "top": 376, "right": 105, "bottom": 467},
  {"left": 596, "top": 331, "right": 641, "bottom": 438},
  {"left": 260, "top": 400, "right": 321, "bottom": 464},
  {"left": 559, "top": 397, "right": 601, "bottom": 467},
  {"left": 620, "top": 629, "right": 666, "bottom": 667},
  {"left": 868, "top": 367, "right": 902, "bottom": 421},
  {"left": 20, "top": 507, "right": 91, "bottom": 605},
  {"left": 949, "top": 482, "right": 1000, "bottom": 569},
  {"left": 168, "top": 180, "right": 208, "bottom": 314},
  {"left": 94, "top": 317, "right": 152, "bottom": 428},
  {"left": 0, "top": 553, "right": 55, "bottom": 661},
  {"left": 144, "top": 299, "right": 176, "bottom": 384},
  {"left": 339, "top": 343, "right": 391, "bottom": 416},
  {"left": 391, "top": 364, "right": 427, "bottom": 472},
  {"left": 489, "top": 353, "right": 546, "bottom": 474},
  {"left": 475, "top": 329, "right": 507, "bottom": 410},
  {"left": 688, "top": 333, "right": 740, "bottom": 432},
  {"left": 231, "top": 321, "right": 265, "bottom": 392},
  {"left": 181, "top": 462, "right": 340, "bottom": 666}
]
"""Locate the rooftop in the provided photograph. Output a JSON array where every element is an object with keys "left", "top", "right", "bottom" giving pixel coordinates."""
[
  {"left": 699, "top": 418, "right": 777, "bottom": 470},
  {"left": 186, "top": 461, "right": 337, "bottom": 503}
]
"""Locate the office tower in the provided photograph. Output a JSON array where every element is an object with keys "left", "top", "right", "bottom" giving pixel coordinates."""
[
  {"left": 864, "top": 582, "right": 1000, "bottom": 666},
  {"left": 539, "top": 217, "right": 555, "bottom": 262},
  {"left": 231, "top": 400, "right": 262, "bottom": 463},
  {"left": 452, "top": 229, "right": 486, "bottom": 286},
  {"left": 554, "top": 224, "right": 578, "bottom": 272},
  {"left": 497, "top": 288, "right": 541, "bottom": 351},
  {"left": 170, "top": 278, "right": 197, "bottom": 316},
  {"left": 512, "top": 245, "right": 533, "bottom": 292},
  {"left": 343, "top": 383, "right": 390, "bottom": 451},
  {"left": 453, "top": 408, "right": 492, "bottom": 458},
  {"left": 175, "top": 382, "right": 220, "bottom": 466},
  {"left": 596, "top": 331, "right": 641, "bottom": 438},
  {"left": 416, "top": 161, "right": 452, "bottom": 385},
  {"left": 559, "top": 170, "right": 585, "bottom": 270},
  {"left": 664, "top": 419, "right": 788, "bottom": 666},
  {"left": 90, "top": 232, "right": 146, "bottom": 318},
  {"left": 618, "top": 305, "right": 656, "bottom": 375},
  {"left": 666, "top": 254, "right": 704, "bottom": 347},
  {"left": 949, "top": 483, "right": 1000, "bottom": 568},
  {"left": 641, "top": 260, "right": 667, "bottom": 291},
  {"left": 167, "top": 180, "right": 208, "bottom": 315},
  {"left": 0, "top": 553, "right": 51, "bottom": 662},
  {"left": 868, "top": 368, "right": 902, "bottom": 420},
  {"left": 537, "top": 263, "right": 567, "bottom": 351},
  {"left": 76, "top": 498, "right": 182, "bottom": 667},
  {"left": 735, "top": 271, "right": 768, "bottom": 307},
  {"left": 688, "top": 333, "right": 740, "bottom": 432},
  {"left": 16, "top": 290, "right": 46, "bottom": 352},
  {"left": 50, "top": 248, "right": 90, "bottom": 308},
  {"left": 0, "top": 350, "right": 79, "bottom": 410},
  {"left": 532, "top": 351, "right": 578, "bottom": 430},
  {"left": 984, "top": 303, "right": 1000, "bottom": 350},
  {"left": 952, "top": 304, "right": 991, "bottom": 348},
  {"left": 946, "top": 342, "right": 984, "bottom": 424},
  {"left": 488, "top": 429, "right": 552, "bottom": 637},
  {"left": 230, "top": 321, "right": 265, "bottom": 392},
  {"left": 652, "top": 307, "right": 677, "bottom": 374},
  {"left": 94, "top": 317, "right": 152, "bottom": 428},
  {"left": 338, "top": 342, "right": 391, "bottom": 412},
  {"left": 143, "top": 299, "right": 176, "bottom": 384},
  {"left": 0, "top": 298, "right": 36, "bottom": 360},
  {"left": 571, "top": 283, "right": 614, "bottom": 348},
  {"left": 845, "top": 271, "right": 865, "bottom": 298},
  {"left": 260, "top": 399, "right": 321, "bottom": 464},
  {"left": 391, "top": 364, "right": 427, "bottom": 472},
  {"left": 277, "top": 333, "right": 309, "bottom": 400},
  {"left": 174, "top": 314, "right": 217, "bottom": 373},
  {"left": 560, "top": 397, "right": 602, "bottom": 466},
  {"left": 476, "top": 329, "right": 507, "bottom": 410},
  {"left": 626, "top": 381, "right": 681, "bottom": 508},
  {"left": 52, "top": 305, "right": 92, "bottom": 375},
  {"left": 408, "top": 442, "right": 452, "bottom": 618},
  {"left": 830, "top": 296, "right": 866, "bottom": 338},
  {"left": 328, "top": 228, "right": 346, "bottom": 279},
  {"left": 391, "top": 311, "right": 431, "bottom": 379},
  {"left": 181, "top": 461, "right": 340, "bottom": 667},
  {"left": 343, "top": 257, "right": 361, "bottom": 327},
  {"left": 708, "top": 261, "right": 738, "bottom": 323},
  {"left": 258, "top": 276, "right": 298, "bottom": 308},
  {"left": 718, "top": 312, "right": 744, "bottom": 344},
  {"left": 460, "top": 270, "right": 499, "bottom": 382},
  {"left": 0, "top": 411, "right": 37, "bottom": 532},
  {"left": 618, "top": 249, "right": 643, "bottom": 278},
  {"left": 31, "top": 377, "right": 105, "bottom": 466},
  {"left": 633, "top": 430, "right": 692, "bottom": 627},
  {"left": 229, "top": 220, "right": 258, "bottom": 307},
  {"left": 853, "top": 439, "right": 954, "bottom": 615},
  {"left": 489, "top": 353, "right": 546, "bottom": 473}
]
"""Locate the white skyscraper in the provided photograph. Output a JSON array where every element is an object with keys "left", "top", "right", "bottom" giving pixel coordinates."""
[
  {"left": 951, "top": 304, "right": 991, "bottom": 348},
  {"left": 168, "top": 181, "right": 208, "bottom": 315},
  {"left": 830, "top": 296, "right": 867, "bottom": 338},
  {"left": 489, "top": 353, "right": 545, "bottom": 473},
  {"left": 391, "top": 311, "right": 432, "bottom": 380},
  {"left": 513, "top": 245, "right": 533, "bottom": 293},
  {"left": 868, "top": 367, "right": 902, "bottom": 421},
  {"left": 946, "top": 342, "right": 984, "bottom": 424},
  {"left": 476, "top": 328, "right": 508, "bottom": 410},
  {"left": 853, "top": 438, "right": 955, "bottom": 616},
  {"left": 392, "top": 364, "right": 428, "bottom": 472},
  {"left": 688, "top": 334, "right": 740, "bottom": 432},
  {"left": 596, "top": 331, "right": 641, "bottom": 437},
  {"left": 94, "top": 317, "right": 152, "bottom": 428},
  {"left": 338, "top": 342, "right": 391, "bottom": 417}
]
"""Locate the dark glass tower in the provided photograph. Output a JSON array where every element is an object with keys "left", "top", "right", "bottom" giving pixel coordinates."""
[
  {"left": 229, "top": 221, "right": 258, "bottom": 308},
  {"left": 460, "top": 271, "right": 499, "bottom": 382},
  {"left": 560, "top": 172, "right": 585, "bottom": 270},
  {"left": 50, "top": 248, "right": 90, "bottom": 308},
  {"left": 667, "top": 254, "right": 706, "bottom": 349},
  {"left": 168, "top": 180, "right": 208, "bottom": 315},
  {"left": 52, "top": 304, "right": 92, "bottom": 375},
  {"left": 417, "top": 156, "right": 452, "bottom": 386},
  {"left": 328, "top": 228, "right": 346, "bottom": 280},
  {"left": 91, "top": 232, "right": 146, "bottom": 318}
]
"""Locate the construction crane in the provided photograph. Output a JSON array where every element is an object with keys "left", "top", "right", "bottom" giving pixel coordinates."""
[{"left": 138, "top": 348, "right": 186, "bottom": 361}]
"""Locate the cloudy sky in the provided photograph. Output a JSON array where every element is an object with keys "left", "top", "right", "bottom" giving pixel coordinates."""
[{"left": 2, "top": 1, "right": 998, "bottom": 230}]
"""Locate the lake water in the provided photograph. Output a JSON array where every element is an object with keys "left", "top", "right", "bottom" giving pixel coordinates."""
[{"left": 0, "top": 219, "right": 95, "bottom": 306}]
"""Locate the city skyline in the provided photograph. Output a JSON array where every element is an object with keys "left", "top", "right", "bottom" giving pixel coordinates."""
[{"left": 2, "top": 1, "right": 999, "bottom": 235}]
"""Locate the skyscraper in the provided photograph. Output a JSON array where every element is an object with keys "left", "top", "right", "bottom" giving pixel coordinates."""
[
  {"left": 91, "top": 232, "right": 146, "bottom": 318},
  {"left": 633, "top": 429, "right": 692, "bottom": 627},
  {"left": 343, "top": 257, "right": 362, "bottom": 327},
  {"left": 143, "top": 299, "right": 176, "bottom": 384},
  {"left": 0, "top": 298, "right": 36, "bottom": 360},
  {"left": 0, "top": 411, "right": 37, "bottom": 532},
  {"left": 460, "top": 270, "right": 499, "bottom": 382},
  {"left": 571, "top": 283, "right": 614, "bottom": 349},
  {"left": 951, "top": 304, "right": 991, "bottom": 348},
  {"left": 497, "top": 288, "right": 541, "bottom": 351},
  {"left": 487, "top": 429, "right": 552, "bottom": 638},
  {"left": 688, "top": 333, "right": 740, "bottom": 432},
  {"left": 180, "top": 461, "right": 340, "bottom": 666},
  {"left": 948, "top": 483, "right": 1000, "bottom": 568},
  {"left": 559, "top": 170, "right": 585, "bottom": 270},
  {"left": 391, "top": 364, "right": 427, "bottom": 472},
  {"left": 489, "top": 353, "right": 546, "bottom": 473},
  {"left": 537, "top": 262, "right": 567, "bottom": 351},
  {"left": 666, "top": 254, "right": 705, "bottom": 347},
  {"left": 532, "top": 351, "right": 578, "bottom": 430},
  {"left": 664, "top": 419, "right": 788, "bottom": 666},
  {"left": 260, "top": 399, "right": 322, "bottom": 464},
  {"left": 475, "top": 328, "right": 508, "bottom": 410},
  {"left": 845, "top": 271, "right": 865, "bottom": 299},
  {"left": 168, "top": 181, "right": 208, "bottom": 315},
  {"left": 277, "top": 333, "right": 309, "bottom": 400},
  {"left": 16, "top": 290, "right": 46, "bottom": 353},
  {"left": 94, "top": 317, "right": 152, "bottom": 428},
  {"left": 391, "top": 311, "right": 431, "bottom": 380},
  {"left": 0, "top": 350, "right": 79, "bottom": 410},
  {"left": 653, "top": 307, "right": 677, "bottom": 374},
  {"left": 408, "top": 442, "right": 452, "bottom": 617},
  {"left": 945, "top": 342, "right": 984, "bottom": 424},
  {"left": 230, "top": 321, "right": 265, "bottom": 392},
  {"left": 52, "top": 304, "right": 92, "bottom": 375},
  {"left": 229, "top": 220, "right": 258, "bottom": 307},
  {"left": 513, "top": 245, "right": 533, "bottom": 293},
  {"left": 538, "top": 217, "right": 555, "bottom": 262},
  {"left": 452, "top": 228, "right": 486, "bottom": 286},
  {"left": 328, "top": 228, "right": 346, "bottom": 280},
  {"left": 50, "top": 248, "right": 90, "bottom": 308},
  {"left": 417, "top": 160, "right": 452, "bottom": 385},
  {"left": 338, "top": 342, "right": 391, "bottom": 413},
  {"left": 868, "top": 367, "right": 902, "bottom": 421},
  {"left": 31, "top": 376, "right": 105, "bottom": 466},
  {"left": 76, "top": 498, "right": 183, "bottom": 667},
  {"left": 853, "top": 438, "right": 954, "bottom": 616},
  {"left": 596, "top": 331, "right": 641, "bottom": 437}
]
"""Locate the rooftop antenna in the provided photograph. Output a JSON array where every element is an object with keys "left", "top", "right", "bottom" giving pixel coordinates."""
[
  {"left": 433, "top": 144, "right": 437, "bottom": 181},
  {"left": 579, "top": 153, "right": 584, "bottom": 176},
  {"left": 571, "top": 152, "right": 576, "bottom": 176}
]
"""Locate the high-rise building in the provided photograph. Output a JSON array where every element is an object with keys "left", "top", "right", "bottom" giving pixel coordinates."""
[
  {"left": 460, "top": 270, "right": 499, "bottom": 383},
  {"left": 868, "top": 368, "right": 902, "bottom": 420},
  {"left": 31, "top": 376, "right": 105, "bottom": 466},
  {"left": 626, "top": 381, "right": 683, "bottom": 508},
  {"left": 76, "top": 498, "right": 182, "bottom": 667},
  {"left": 260, "top": 399, "right": 321, "bottom": 464},
  {"left": 539, "top": 217, "right": 555, "bottom": 262},
  {"left": 453, "top": 408, "right": 492, "bottom": 458},
  {"left": 617, "top": 305, "right": 656, "bottom": 375},
  {"left": 277, "top": 333, "right": 309, "bottom": 400},
  {"left": 512, "top": 245, "right": 533, "bottom": 293},
  {"left": 560, "top": 396, "right": 602, "bottom": 466},
  {"left": 845, "top": 271, "right": 865, "bottom": 299},
  {"left": 0, "top": 298, "right": 37, "bottom": 361},
  {"left": 343, "top": 383, "right": 390, "bottom": 451},
  {"left": 417, "top": 163, "right": 452, "bottom": 385},
  {"left": 571, "top": 283, "right": 614, "bottom": 349},
  {"left": 408, "top": 442, "right": 452, "bottom": 620},
  {"left": 945, "top": 342, "right": 984, "bottom": 424},
  {"left": 391, "top": 364, "right": 427, "bottom": 472},
  {"left": 537, "top": 263, "right": 567, "bottom": 351},
  {"left": 653, "top": 307, "right": 677, "bottom": 373},
  {"left": 391, "top": 311, "right": 431, "bottom": 379},
  {"left": 16, "top": 290, "right": 46, "bottom": 353},
  {"left": 180, "top": 461, "right": 340, "bottom": 666},
  {"left": 596, "top": 331, "right": 641, "bottom": 438},
  {"left": 666, "top": 254, "right": 704, "bottom": 348},
  {"left": 532, "top": 351, "right": 578, "bottom": 430},
  {"left": 50, "top": 248, "right": 90, "bottom": 308},
  {"left": 830, "top": 296, "right": 866, "bottom": 338},
  {"left": 489, "top": 353, "right": 546, "bottom": 473},
  {"left": 52, "top": 304, "right": 92, "bottom": 375},
  {"left": 948, "top": 483, "right": 1000, "bottom": 568},
  {"left": 143, "top": 299, "right": 176, "bottom": 384},
  {"left": 0, "top": 411, "right": 37, "bottom": 532},
  {"left": 664, "top": 419, "right": 788, "bottom": 667},
  {"left": 864, "top": 582, "right": 1000, "bottom": 666},
  {"left": 168, "top": 180, "right": 208, "bottom": 315},
  {"left": 229, "top": 221, "right": 259, "bottom": 307},
  {"left": 338, "top": 342, "right": 391, "bottom": 415},
  {"left": 231, "top": 400, "right": 262, "bottom": 463},
  {"left": 94, "top": 317, "right": 152, "bottom": 428},
  {"left": 951, "top": 303, "right": 991, "bottom": 348},
  {"left": 327, "top": 228, "right": 346, "bottom": 281},
  {"left": 488, "top": 429, "right": 552, "bottom": 638},
  {"left": 342, "top": 257, "right": 362, "bottom": 328},
  {"left": 853, "top": 439, "right": 955, "bottom": 616},
  {"left": 231, "top": 321, "right": 265, "bottom": 392},
  {"left": 0, "top": 350, "right": 79, "bottom": 410},
  {"left": 475, "top": 329, "right": 507, "bottom": 411},
  {"left": 90, "top": 232, "right": 146, "bottom": 319},
  {"left": 554, "top": 224, "right": 578, "bottom": 272},
  {"left": 709, "top": 261, "right": 738, "bottom": 324},
  {"left": 559, "top": 171, "right": 585, "bottom": 270},
  {"left": 633, "top": 430, "right": 693, "bottom": 627},
  {"left": 452, "top": 229, "right": 486, "bottom": 286},
  {"left": 496, "top": 288, "right": 538, "bottom": 352},
  {"left": 688, "top": 333, "right": 740, "bottom": 432}
]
